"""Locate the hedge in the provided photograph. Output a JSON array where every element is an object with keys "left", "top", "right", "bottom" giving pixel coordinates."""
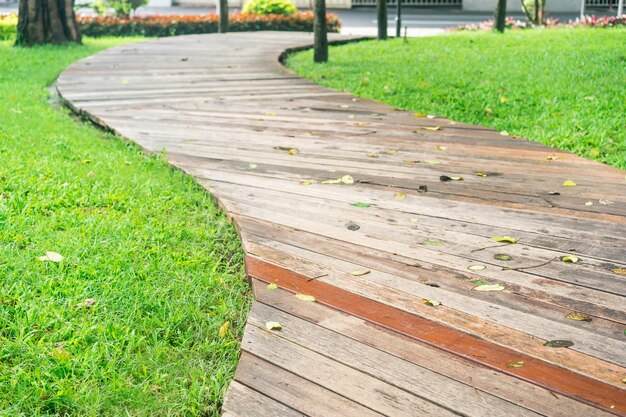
[{"left": 78, "top": 12, "right": 341, "bottom": 37}]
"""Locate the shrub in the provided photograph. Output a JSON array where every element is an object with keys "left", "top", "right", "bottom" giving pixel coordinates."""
[
  {"left": 92, "top": 0, "right": 149, "bottom": 17},
  {"left": 0, "top": 13, "right": 17, "bottom": 40},
  {"left": 242, "top": 0, "right": 297, "bottom": 16},
  {"left": 78, "top": 12, "right": 341, "bottom": 37},
  {"left": 450, "top": 15, "right": 626, "bottom": 31}
]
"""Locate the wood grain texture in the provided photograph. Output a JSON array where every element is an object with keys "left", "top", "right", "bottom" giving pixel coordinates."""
[{"left": 57, "top": 32, "right": 626, "bottom": 416}]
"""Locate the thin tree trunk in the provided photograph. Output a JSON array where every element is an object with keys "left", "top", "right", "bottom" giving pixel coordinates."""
[
  {"left": 395, "top": 0, "right": 402, "bottom": 38},
  {"left": 17, "top": 0, "right": 81, "bottom": 46},
  {"left": 377, "top": 0, "right": 387, "bottom": 40},
  {"left": 494, "top": 0, "right": 507, "bottom": 32},
  {"left": 313, "top": 0, "right": 328, "bottom": 63},
  {"left": 218, "top": 0, "right": 228, "bottom": 33}
]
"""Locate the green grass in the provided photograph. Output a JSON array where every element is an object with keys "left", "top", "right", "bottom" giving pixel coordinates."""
[
  {"left": 287, "top": 28, "right": 626, "bottom": 170},
  {"left": 0, "top": 38, "right": 249, "bottom": 416}
]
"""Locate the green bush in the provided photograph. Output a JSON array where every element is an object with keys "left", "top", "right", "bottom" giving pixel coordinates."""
[
  {"left": 0, "top": 13, "right": 17, "bottom": 40},
  {"left": 91, "top": 0, "right": 149, "bottom": 17},
  {"left": 242, "top": 0, "right": 297, "bottom": 16}
]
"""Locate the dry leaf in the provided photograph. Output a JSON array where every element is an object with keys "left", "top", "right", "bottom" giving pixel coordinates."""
[
  {"left": 403, "top": 160, "right": 419, "bottom": 164},
  {"left": 266, "top": 283, "right": 278, "bottom": 290},
  {"left": 599, "top": 199, "right": 614, "bottom": 205},
  {"left": 423, "top": 240, "right": 444, "bottom": 246},
  {"left": 565, "top": 312, "right": 591, "bottom": 322},
  {"left": 39, "top": 251, "right": 64, "bottom": 262},
  {"left": 351, "top": 270, "right": 371, "bottom": 276},
  {"left": 424, "top": 126, "right": 441, "bottom": 131},
  {"left": 499, "top": 96, "right": 508, "bottom": 104},
  {"left": 414, "top": 113, "right": 426, "bottom": 117},
  {"left": 494, "top": 254, "right": 513, "bottom": 261},
  {"left": 287, "top": 149, "right": 298, "bottom": 155},
  {"left": 611, "top": 268, "right": 626, "bottom": 275},
  {"left": 423, "top": 299, "right": 441, "bottom": 307},
  {"left": 341, "top": 175, "right": 354, "bottom": 184},
  {"left": 340, "top": 104, "right": 350, "bottom": 109},
  {"left": 475, "top": 172, "right": 488, "bottom": 177},
  {"left": 500, "top": 131, "right": 510, "bottom": 136},
  {"left": 300, "top": 180, "right": 312, "bottom": 186},
  {"left": 248, "top": 163, "right": 257, "bottom": 169},
  {"left": 507, "top": 361, "right": 524, "bottom": 368},
  {"left": 367, "top": 152, "right": 379, "bottom": 158},
  {"left": 346, "top": 221, "right": 360, "bottom": 231},
  {"left": 490, "top": 236, "right": 517, "bottom": 244},
  {"left": 544, "top": 340, "right": 574, "bottom": 348},
  {"left": 468, "top": 264, "right": 486, "bottom": 271},
  {"left": 435, "top": 146, "right": 448, "bottom": 151},
  {"left": 585, "top": 201, "right": 593, "bottom": 206},
  {"left": 265, "top": 321, "right": 282, "bottom": 330},
  {"left": 76, "top": 298, "right": 96, "bottom": 308},
  {"left": 322, "top": 178, "right": 341, "bottom": 184},
  {"left": 219, "top": 321, "right": 230, "bottom": 337},
  {"left": 562, "top": 180, "right": 576, "bottom": 187},
  {"left": 121, "top": 79, "right": 129, "bottom": 85},
  {"left": 265, "top": 111, "right": 277, "bottom": 116},
  {"left": 545, "top": 155, "right": 559, "bottom": 161},
  {"left": 385, "top": 149, "right": 398, "bottom": 155},
  {"left": 561, "top": 255, "right": 579, "bottom": 263},
  {"left": 473, "top": 283, "right": 505, "bottom": 292},
  {"left": 440, "top": 175, "right": 463, "bottom": 182},
  {"left": 50, "top": 345, "right": 71, "bottom": 362},
  {"left": 295, "top": 294, "right": 316, "bottom": 302},
  {"left": 425, "top": 160, "right": 441, "bottom": 165},
  {"left": 394, "top": 192, "right": 406, "bottom": 200},
  {"left": 426, "top": 115, "right": 437, "bottom": 119},
  {"left": 410, "top": 218, "right": 418, "bottom": 223}
]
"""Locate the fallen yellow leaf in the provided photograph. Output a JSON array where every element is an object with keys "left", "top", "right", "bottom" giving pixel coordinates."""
[
  {"left": 565, "top": 312, "right": 591, "bottom": 322},
  {"left": 611, "top": 268, "right": 626, "bottom": 275},
  {"left": 299, "top": 180, "right": 312, "bottom": 186},
  {"left": 562, "top": 180, "right": 577, "bottom": 187},
  {"left": 473, "top": 283, "right": 505, "bottom": 292},
  {"left": 351, "top": 270, "right": 371, "bottom": 276},
  {"left": 295, "top": 294, "right": 316, "bottom": 302},
  {"left": 394, "top": 192, "right": 406, "bottom": 200},
  {"left": 219, "top": 321, "right": 230, "bottom": 337},
  {"left": 265, "top": 321, "right": 282, "bottom": 330},
  {"left": 287, "top": 149, "right": 298, "bottom": 155},
  {"left": 507, "top": 360, "right": 524, "bottom": 368},
  {"left": 424, "top": 126, "right": 441, "bottom": 131},
  {"left": 38, "top": 251, "right": 64, "bottom": 262},
  {"left": 435, "top": 145, "right": 447, "bottom": 151},
  {"left": 561, "top": 255, "right": 579, "bottom": 263},
  {"left": 367, "top": 152, "right": 379, "bottom": 158},
  {"left": 423, "top": 299, "right": 441, "bottom": 307},
  {"left": 490, "top": 236, "right": 517, "bottom": 244},
  {"left": 266, "top": 283, "right": 278, "bottom": 290}
]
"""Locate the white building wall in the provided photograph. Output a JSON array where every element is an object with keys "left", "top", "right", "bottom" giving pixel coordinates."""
[{"left": 463, "top": 0, "right": 580, "bottom": 12}]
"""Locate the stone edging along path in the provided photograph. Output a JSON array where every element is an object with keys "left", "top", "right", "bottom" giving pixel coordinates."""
[{"left": 57, "top": 32, "right": 626, "bottom": 416}]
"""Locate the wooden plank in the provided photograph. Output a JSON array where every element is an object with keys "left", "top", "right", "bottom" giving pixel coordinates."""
[
  {"left": 222, "top": 381, "right": 304, "bottom": 417},
  {"left": 241, "top": 320, "right": 461, "bottom": 417},
  {"left": 235, "top": 352, "right": 384, "bottom": 417},
  {"left": 252, "top": 278, "right": 614, "bottom": 417},
  {"left": 247, "top": 301, "right": 542, "bottom": 417}
]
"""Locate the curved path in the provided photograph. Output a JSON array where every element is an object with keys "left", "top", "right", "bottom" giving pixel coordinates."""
[{"left": 58, "top": 32, "right": 626, "bottom": 416}]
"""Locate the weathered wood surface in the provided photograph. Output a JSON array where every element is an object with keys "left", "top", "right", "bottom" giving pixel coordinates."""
[{"left": 57, "top": 32, "right": 626, "bottom": 416}]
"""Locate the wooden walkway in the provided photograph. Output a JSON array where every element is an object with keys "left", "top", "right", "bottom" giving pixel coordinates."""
[{"left": 57, "top": 32, "right": 626, "bottom": 416}]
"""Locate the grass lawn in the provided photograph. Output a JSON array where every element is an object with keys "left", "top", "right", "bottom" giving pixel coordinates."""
[
  {"left": 287, "top": 28, "right": 626, "bottom": 170},
  {"left": 0, "top": 38, "right": 249, "bottom": 416}
]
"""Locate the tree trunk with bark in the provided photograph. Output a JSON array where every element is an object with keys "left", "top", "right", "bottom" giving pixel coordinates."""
[
  {"left": 313, "top": 0, "right": 328, "bottom": 63},
  {"left": 494, "top": 0, "right": 507, "bottom": 32},
  {"left": 377, "top": 0, "right": 387, "bottom": 40},
  {"left": 218, "top": 0, "right": 229, "bottom": 33},
  {"left": 16, "top": 0, "right": 81, "bottom": 46}
]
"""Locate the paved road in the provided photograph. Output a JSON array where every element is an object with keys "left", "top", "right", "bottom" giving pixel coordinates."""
[{"left": 0, "top": 1, "right": 616, "bottom": 36}]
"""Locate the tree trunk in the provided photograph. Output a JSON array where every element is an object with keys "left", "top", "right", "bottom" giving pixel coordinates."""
[
  {"left": 218, "top": 0, "right": 229, "bottom": 33},
  {"left": 313, "top": 0, "right": 328, "bottom": 63},
  {"left": 395, "top": 0, "right": 402, "bottom": 38},
  {"left": 377, "top": 0, "right": 387, "bottom": 40},
  {"left": 494, "top": 0, "right": 507, "bottom": 32},
  {"left": 16, "top": 0, "right": 81, "bottom": 46}
]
